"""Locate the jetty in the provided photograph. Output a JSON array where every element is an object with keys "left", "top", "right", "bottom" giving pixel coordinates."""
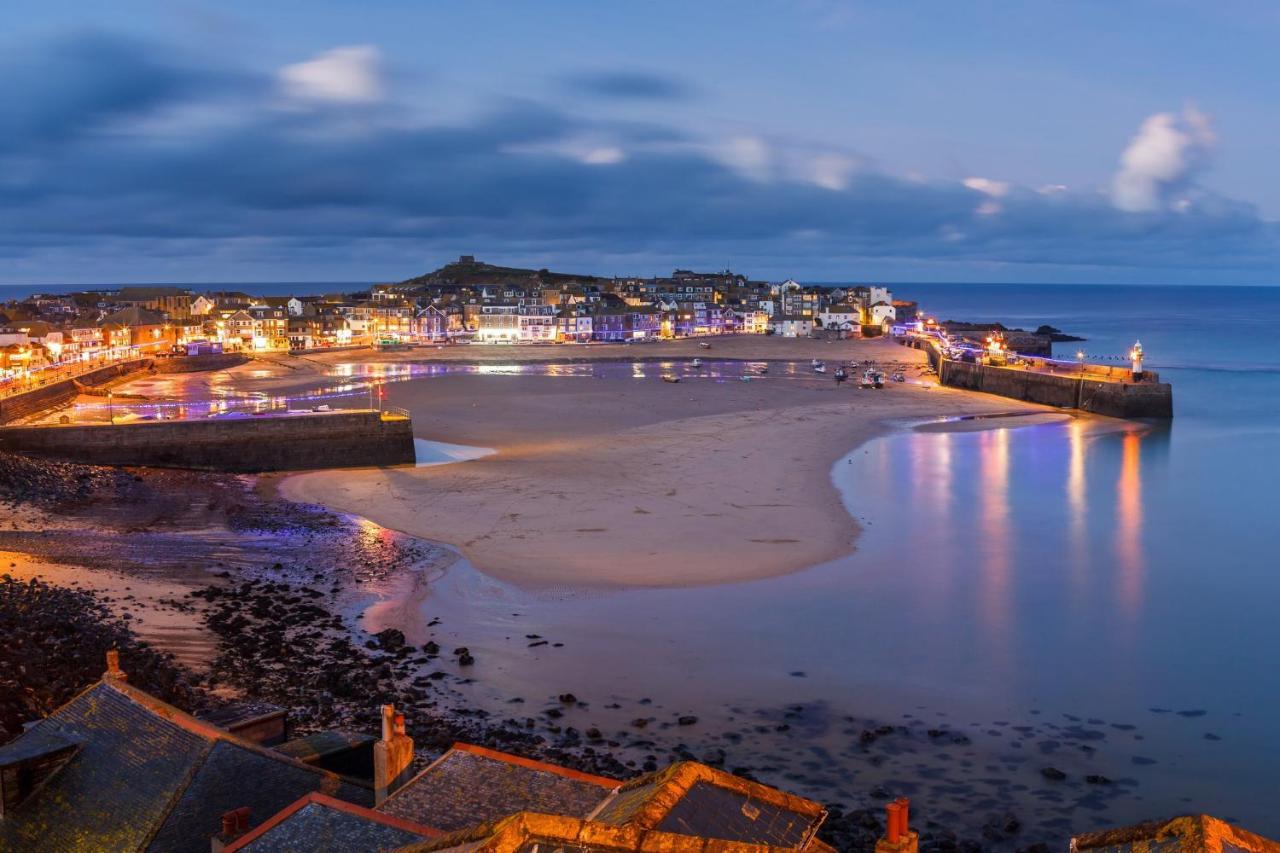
[
  {"left": 0, "top": 408, "right": 415, "bottom": 472},
  {"left": 898, "top": 324, "right": 1173, "bottom": 419}
]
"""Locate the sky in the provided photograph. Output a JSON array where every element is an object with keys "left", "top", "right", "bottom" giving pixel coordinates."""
[{"left": 2, "top": 0, "right": 1279, "bottom": 285}]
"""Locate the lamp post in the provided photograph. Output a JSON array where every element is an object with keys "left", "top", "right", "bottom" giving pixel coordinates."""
[
  {"left": 107, "top": 390, "right": 115, "bottom": 425},
  {"left": 1075, "top": 351, "right": 1086, "bottom": 409}
]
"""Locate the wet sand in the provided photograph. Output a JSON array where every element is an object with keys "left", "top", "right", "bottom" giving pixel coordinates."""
[{"left": 281, "top": 338, "right": 1050, "bottom": 588}]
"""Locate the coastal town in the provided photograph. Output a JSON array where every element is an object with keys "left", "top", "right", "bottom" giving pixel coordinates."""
[{"left": 1, "top": 257, "right": 910, "bottom": 389}]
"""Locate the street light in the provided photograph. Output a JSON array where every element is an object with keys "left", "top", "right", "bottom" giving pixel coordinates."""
[
  {"left": 107, "top": 390, "right": 115, "bottom": 425},
  {"left": 1076, "top": 350, "right": 1085, "bottom": 376}
]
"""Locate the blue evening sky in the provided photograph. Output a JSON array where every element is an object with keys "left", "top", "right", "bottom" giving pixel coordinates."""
[{"left": 2, "top": 1, "right": 1278, "bottom": 284}]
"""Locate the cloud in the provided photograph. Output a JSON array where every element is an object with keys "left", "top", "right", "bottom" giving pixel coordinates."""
[
  {"left": 562, "top": 70, "right": 691, "bottom": 100},
  {"left": 0, "top": 33, "right": 228, "bottom": 152},
  {"left": 1111, "top": 106, "right": 1216, "bottom": 213},
  {"left": 278, "top": 45, "right": 384, "bottom": 105},
  {"left": 0, "top": 31, "right": 1276, "bottom": 282},
  {"left": 963, "top": 177, "right": 1011, "bottom": 198}
]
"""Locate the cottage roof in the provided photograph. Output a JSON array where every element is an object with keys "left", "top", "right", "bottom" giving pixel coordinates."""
[
  {"left": 378, "top": 742, "right": 616, "bottom": 832},
  {"left": 227, "top": 792, "right": 438, "bottom": 852},
  {"left": 591, "top": 761, "right": 826, "bottom": 849},
  {"left": 0, "top": 676, "right": 371, "bottom": 851},
  {"left": 1072, "top": 814, "right": 1280, "bottom": 853}
]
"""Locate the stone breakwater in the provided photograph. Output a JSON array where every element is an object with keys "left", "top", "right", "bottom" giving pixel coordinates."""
[
  {"left": 0, "top": 410, "right": 415, "bottom": 472},
  {"left": 937, "top": 359, "right": 1173, "bottom": 419},
  {"left": 902, "top": 337, "right": 1173, "bottom": 419}
]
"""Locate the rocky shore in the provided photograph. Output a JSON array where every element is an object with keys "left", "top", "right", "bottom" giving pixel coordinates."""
[{"left": 0, "top": 575, "right": 213, "bottom": 742}]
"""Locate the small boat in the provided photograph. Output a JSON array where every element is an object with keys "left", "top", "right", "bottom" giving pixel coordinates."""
[
  {"left": 860, "top": 369, "right": 885, "bottom": 389},
  {"left": 739, "top": 375, "right": 752, "bottom": 383},
  {"left": 662, "top": 374, "right": 681, "bottom": 383},
  {"left": 699, "top": 342, "right": 712, "bottom": 349},
  {"left": 834, "top": 367, "right": 848, "bottom": 384},
  {"left": 691, "top": 358, "right": 702, "bottom": 368},
  {"left": 813, "top": 361, "right": 826, "bottom": 374},
  {"left": 756, "top": 365, "right": 769, "bottom": 375},
  {"left": 890, "top": 372, "right": 905, "bottom": 383},
  {"left": 811, "top": 358, "right": 822, "bottom": 367}
]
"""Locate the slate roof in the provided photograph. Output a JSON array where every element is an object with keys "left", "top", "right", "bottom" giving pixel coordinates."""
[
  {"left": 227, "top": 793, "right": 437, "bottom": 853},
  {"left": 377, "top": 743, "right": 617, "bottom": 832},
  {"left": 1072, "top": 815, "right": 1280, "bottom": 853},
  {"left": 590, "top": 761, "right": 826, "bottom": 849},
  {"left": 391, "top": 809, "right": 824, "bottom": 853},
  {"left": 0, "top": 677, "right": 372, "bottom": 852},
  {"left": 101, "top": 306, "right": 168, "bottom": 327}
]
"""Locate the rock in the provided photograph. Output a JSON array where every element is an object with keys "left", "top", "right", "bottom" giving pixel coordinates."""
[
  {"left": 422, "top": 641, "right": 440, "bottom": 655},
  {"left": 1084, "top": 774, "right": 1113, "bottom": 785},
  {"left": 677, "top": 715, "right": 698, "bottom": 726},
  {"left": 558, "top": 693, "right": 577, "bottom": 704},
  {"left": 374, "top": 628, "right": 406, "bottom": 651},
  {"left": 1040, "top": 766, "right": 1067, "bottom": 781},
  {"left": 458, "top": 653, "right": 475, "bottom": 666}
]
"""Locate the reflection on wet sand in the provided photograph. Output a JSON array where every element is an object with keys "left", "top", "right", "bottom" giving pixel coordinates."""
[{"left": 977, "top": 426, "right": 1011, "bottom": 649}]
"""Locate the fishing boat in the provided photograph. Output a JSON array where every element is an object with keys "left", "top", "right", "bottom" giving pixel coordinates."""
[
  {"left": 890, "top": 372, "right": 905, "bottom": 383},
  {"left": 812, "top": 361, "right": 826, "bottom": 374},
  {"left": 756, "top": 364, "right": 769, "bottom": 374},
  {"left": 860, "top": 369, "right": 885, "bottom": 389},
  {"left": 662, "top": 374, "right": 681, "bottom": 383},
  {"left": 699, "top": 342, "right": 712, "bottom": 349},
  {"left": 691, "top": 358, "right": 702, "bottom": 368},
  {"left": 834, "top": 367, "right": 847, "bottom": 384}
]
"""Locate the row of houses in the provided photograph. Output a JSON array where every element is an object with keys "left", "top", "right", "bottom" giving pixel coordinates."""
[{"left": 2, "top": 268, "right": 907, "bottom": 376}]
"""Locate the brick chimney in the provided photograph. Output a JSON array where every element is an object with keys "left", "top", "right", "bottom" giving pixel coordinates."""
[
  {"left": 210, "top": 806, "right": 250, "bottom": 852},
  {"left": 104, "top": 649, "right": 127, "bottom": 682},
  {"left": 373, "top": 704, "right": 414, "bottom": 805},
  {"left": 875, "top": 798, "right": 918, "bottom": 853}
]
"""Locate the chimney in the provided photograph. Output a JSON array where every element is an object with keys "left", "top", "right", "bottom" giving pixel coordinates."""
[
  {"left": 373, "top": 704, "right": 414, "bottom": 805},
  {"left": 875, "top": 797, "right": 917, "bottom": 853},
  {"left": 104, "top": 649, "right": 127, "bottom": 682},
  {"left": 210, "top": 807, "right": 250, "bottom": 852}
]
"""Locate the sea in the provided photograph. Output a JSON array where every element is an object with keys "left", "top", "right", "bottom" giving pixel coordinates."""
[{"left": 9, "top": 279, "right": 1280, "bottom": 838}]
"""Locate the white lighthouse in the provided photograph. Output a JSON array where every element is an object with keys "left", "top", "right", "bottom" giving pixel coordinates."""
[{"left": 1130, "top": 341, "right": 1144, "bottom": 380}]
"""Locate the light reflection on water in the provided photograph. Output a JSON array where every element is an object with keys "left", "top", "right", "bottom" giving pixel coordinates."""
[
  {"left": 387, "top": 416, "right": 1278, "bottom": 835},
  {"left": 70, "top": 359, "right": 804, "bottom": 419}
]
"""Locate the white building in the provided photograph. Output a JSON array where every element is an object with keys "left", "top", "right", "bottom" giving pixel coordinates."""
[{"left": 770, "top": 315, "right": 814, "bottom": 338}]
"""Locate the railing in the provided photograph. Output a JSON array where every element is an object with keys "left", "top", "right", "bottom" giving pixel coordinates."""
[
  {"left": 0, "top": 356, "right": 150, "bottom": 400},
  {"left": 379, "top": 405, "right": 411, "bottom": 420}
]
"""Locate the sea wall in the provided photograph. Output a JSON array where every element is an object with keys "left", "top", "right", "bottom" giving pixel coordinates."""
[
  {"left": 0, "top": 411, "right": 416, "bottom": 472},
  {"left": 938, "top": 359, "right": 1173, "bottom": 419},
  {"left": 153, "top": 353, "right": 249, "bottom": 374},
  {"left": 0, "top": 360, "right": 152, "bottom": 425}
]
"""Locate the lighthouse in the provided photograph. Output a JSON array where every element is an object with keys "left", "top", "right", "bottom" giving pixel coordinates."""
[{"left": 1130, "top": 341, "right": 1144, "bottom": 380}]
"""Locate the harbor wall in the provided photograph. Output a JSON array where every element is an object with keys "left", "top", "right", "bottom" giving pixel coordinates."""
[
  {"left": 0, "top": 360, "right": 152, "bottom": 425},
  {"left": 0, "top": 411, "right": 416, "bottom": 472},
  {"left": 153, "top": 353, "right": 249, "bottom": 374},
  {"left": 938, "top": 359, "right": 1173, "bottom": 419}
]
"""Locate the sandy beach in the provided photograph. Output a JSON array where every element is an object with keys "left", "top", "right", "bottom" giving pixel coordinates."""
[{"left": 278, "top": 337, "right": 1050, "bottom": 588}]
